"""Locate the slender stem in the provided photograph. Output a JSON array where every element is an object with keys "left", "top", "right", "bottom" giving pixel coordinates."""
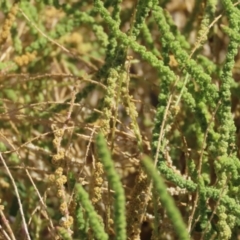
[{"left": 0, "top": 154, "right": 31, "bottom": 240}]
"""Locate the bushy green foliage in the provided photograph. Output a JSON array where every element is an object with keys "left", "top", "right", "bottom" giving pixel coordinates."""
[{"left": 1, "top": 0, "right": 240, "bottom": 239}]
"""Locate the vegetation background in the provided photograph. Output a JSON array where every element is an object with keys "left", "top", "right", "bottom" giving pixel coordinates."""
[{"left": 0, "top": 0, "right": 240, "bottom": 239}]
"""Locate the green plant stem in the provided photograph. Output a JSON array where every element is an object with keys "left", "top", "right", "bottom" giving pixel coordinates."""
[{"left": 141, "top": 156, "right": 190, "bottom": 240}]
